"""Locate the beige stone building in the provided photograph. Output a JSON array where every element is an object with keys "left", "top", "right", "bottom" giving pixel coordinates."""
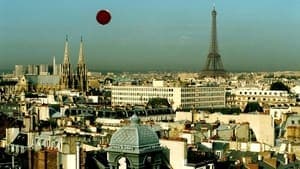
[
  {"left": 229, "top": 88, "right": 296, "bottom": 110},
  {"left": 176, "top": 111, "right": 275, "bottom": 146}
]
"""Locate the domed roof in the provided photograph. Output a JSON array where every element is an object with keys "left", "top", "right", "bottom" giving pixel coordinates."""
[{"left": 108, "top": 114, "right": 161, "bottom": 154}]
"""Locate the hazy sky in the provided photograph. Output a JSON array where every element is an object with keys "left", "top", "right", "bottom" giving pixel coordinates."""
[{"left": 1, "top": 0, "right": 299, "bottom": 72}]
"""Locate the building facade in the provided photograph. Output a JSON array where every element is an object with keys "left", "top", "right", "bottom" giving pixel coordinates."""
[
  {"left": 231, "top": 88, "right": 296, "bottom": 110},
  {"left": 111, "top": 85, "right": 225, "bottom": 110}
]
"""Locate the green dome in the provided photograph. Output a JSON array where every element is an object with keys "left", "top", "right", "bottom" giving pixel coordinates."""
[{"left": 108, "top": 115, "right": 160, "bottom": 154}]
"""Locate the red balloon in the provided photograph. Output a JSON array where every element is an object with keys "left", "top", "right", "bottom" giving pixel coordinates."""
[{"left": 96, "top": 10, "right": 111, "bottom": 25}]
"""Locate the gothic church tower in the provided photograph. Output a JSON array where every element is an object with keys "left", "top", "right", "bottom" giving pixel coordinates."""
[
  {"left": 75, "top": 37, "right": 88, "bottom": 92},
  {"left": 61, "top": 35, "right": 73, "bottom": 89}
]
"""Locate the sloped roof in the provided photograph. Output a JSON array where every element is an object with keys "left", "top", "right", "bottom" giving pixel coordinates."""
[
  {"left": 11, "top": 133, "right": 27, "bottom": 146},
  {"left": 51, "top": 111, "right": 64, "bottom": 118}
]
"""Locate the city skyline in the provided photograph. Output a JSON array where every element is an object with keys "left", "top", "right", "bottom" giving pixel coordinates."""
[{"left": 1, "top": 0, "right": 300, "bottom": 72}]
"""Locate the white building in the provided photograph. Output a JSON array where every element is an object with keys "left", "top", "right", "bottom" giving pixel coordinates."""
[
  {"left": 160, "top": 139, "right": 215, "bottom": 169},
  {"left": 14, "top": 65, "right": 24, "bottom": 77},
  {"left": 269, "top": 107, "right": 292, "bottom": 121},
  {"left": 231, "top": 88, "right": 295, "bottom": 109},
  {"left": 175, "top": 111, "right": 275, "bottom": 146},
  {"left": 111, "top": 84, "right": 225, "bottom": 110},
  {"left": 291, "top": 85, "right": 300, "bottom": 99}
]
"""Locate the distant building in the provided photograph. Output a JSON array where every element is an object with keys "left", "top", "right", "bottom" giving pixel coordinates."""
[
  {"left": 281, "top": 114, "right": 300, "bottom": 143},
  {"left": 27, "top": 64, "right": 39, "bottom": 75},
  {"left": 16, "top": 36, "right": 89, "bottom": 92},
  {"left": 176, "top": 111, "right": 275, "bottom": 146},
  {"left": 231, "top": 88, "right": 296, "bottom": 110},
  {"left": 111, "top": 84, "right": 225, "bottom": 110},
  {"left": 26, "top": 75, "right": 60, "bottom": 92},
  {"left": 15, "top": 64, "right": 52, "bottom": 76},
  {"left": 14, "top": 65, "right": 24, "bottom": 77},
  {"left": 38, "top": 64, "right": 49, "bottom": 75},
  {"left": 0, "top": 77, "right": 18, "bottom": 99}
]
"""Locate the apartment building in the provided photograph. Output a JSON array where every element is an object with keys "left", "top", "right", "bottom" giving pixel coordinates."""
[
  {"left": 231, "top": 88, "right": 296, "bottom": 109},
  {"left": 110, "top": 83, "right": 225, "bottom": 110}
]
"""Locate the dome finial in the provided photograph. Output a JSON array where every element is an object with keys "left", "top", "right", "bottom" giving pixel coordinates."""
[{"left": 130, "top": 113, "right": 140, "bottom": 125}]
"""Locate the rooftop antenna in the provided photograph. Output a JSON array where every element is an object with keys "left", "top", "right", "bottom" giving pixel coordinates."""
[{"left": 211, "top": 0, "right": 216, "bottom": 10}]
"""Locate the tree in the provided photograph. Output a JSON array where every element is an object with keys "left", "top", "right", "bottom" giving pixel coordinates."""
[
  {"left": 244, "top": 102, "right": 263, "bottom": 113},
  {"left": 49, "top": 118, "right": 58, "bottom": 135},
  {"left": 270, "top": 81, "right": 290, "bottom": 92},
  {"left": 147, "top": 98, "right": 171, "bottom": 108}
]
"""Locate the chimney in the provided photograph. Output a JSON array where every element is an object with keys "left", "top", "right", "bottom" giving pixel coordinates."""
[
  {"left": 76, "top": 141, "right": 80, "bottom": 169},
  {"left": 242, "top": 157, "right": 246, "bottom": 164},
  {"left": 30, "top": 115, "right": 34, "bottom": 131},
  {"left": 284, "top": 153, "right": 288, "bottom": 165},
  {"left": 258, "top": 154, "right": 262, "bottom": 161},
  {"left": 288, "top": 143, "right": 292, "bottom": 153}
]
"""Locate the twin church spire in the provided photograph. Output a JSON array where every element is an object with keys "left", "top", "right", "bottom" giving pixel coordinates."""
[
  {"left": 63, "top": 35, "right": 70, "bottom": 64},
  {"left": 78, "top": 36, "right": 85, "bottom": 65},
  {"left": 61, "top": 35, "right": 88, "bottom": 92}
]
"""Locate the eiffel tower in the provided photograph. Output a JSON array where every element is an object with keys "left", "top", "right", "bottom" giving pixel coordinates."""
[{"left": 202, "top": 6, "right": 226, "bottom": 78}]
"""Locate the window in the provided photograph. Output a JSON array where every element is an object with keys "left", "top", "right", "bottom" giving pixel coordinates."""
[{"left": 216, "top": 151, "right": 222, "bottom": 159}]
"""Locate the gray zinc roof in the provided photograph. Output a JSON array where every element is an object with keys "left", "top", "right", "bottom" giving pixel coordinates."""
[{"left": 108, "top": 114, "right": 161, "bottom": 154}]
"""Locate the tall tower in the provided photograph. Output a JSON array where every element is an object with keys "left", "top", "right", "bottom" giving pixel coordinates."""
[
  {"left": 76, "top": 36, "right": 88, "bottom": 92},
  {"left": 61, "top": 35, "right": 73, "bottom": 89},
  {"left": 202, "top": 6, "right": 226, "bottom": 78},
  {"left": 53, "top": 56, "right": 56, "bottom": 75}
]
